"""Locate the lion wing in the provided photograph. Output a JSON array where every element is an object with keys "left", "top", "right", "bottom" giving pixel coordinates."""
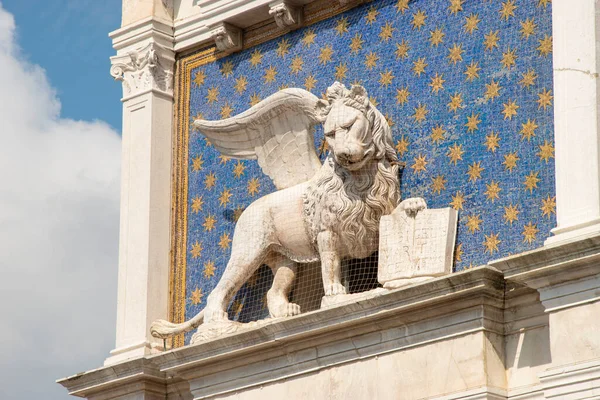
[{"left": 194, "top": 88, "right": 323, "bottom": 190}]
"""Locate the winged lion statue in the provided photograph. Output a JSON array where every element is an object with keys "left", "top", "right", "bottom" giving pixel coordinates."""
[{"left": 151, "top": 82, "right": 426, "bottom": 342}]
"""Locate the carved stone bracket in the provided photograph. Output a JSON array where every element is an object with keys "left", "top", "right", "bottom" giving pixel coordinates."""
[
  {"left": 209, "top": 22, "right": 242, "bottom": 54},
  {"left": 110, "top": 42, "right": 174, "bottom": 99},
  {"left": 269, "top": 0, "right": 303, "bottom": 30}
]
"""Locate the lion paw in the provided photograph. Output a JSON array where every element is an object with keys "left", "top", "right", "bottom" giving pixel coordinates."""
[
  {"left": 268, "top": 293, "right": 301, "bottom": 318},
  {"left": 399, "top": 197, "right": 427, "bottom": 216},
  {"left": 325, "top": 282, "right": 348, "bottom": 296},
  {"left": 204, "top": 308, "right": 229, "bottom": 324}
]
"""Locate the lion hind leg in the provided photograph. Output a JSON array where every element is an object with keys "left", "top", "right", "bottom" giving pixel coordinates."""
[{"left": 266, "top": 254, "right": 301, "bottom": 318}]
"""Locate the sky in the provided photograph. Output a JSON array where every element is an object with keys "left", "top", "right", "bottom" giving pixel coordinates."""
[{"left": 0, "top": 1, "right": 122, "bottom": 399}]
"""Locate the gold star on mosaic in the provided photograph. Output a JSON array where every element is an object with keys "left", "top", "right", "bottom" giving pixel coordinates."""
[
  {"left": 396, "top": 87, "right": 410, "bottom": 105},
  {"left": 450, "top": 192, "right": 465, "bottom": 211},
  {"left": 204, "top": 172, "right": 217, "bottom": 189},
  {"left": 350, "top": 33, "right": 364, "bottom": 54},
  {"left": 276, "top": 39, "right": 291, "bottom": 57},
  {"left": 520, "top": 18, "right": 537, "bottom": 38},
  {"left": 220, "top": 103, "right": 234, "bottom": 119},
  {"left": 541, "top": 195, "right": 556, "bottom": 218},
  {"left": 231, "top": 300, "right": 244, "bottom": 316},
  {"left": 365, "top": 52, "right": 379, "bottom": 70},
  {"left": 430, "top": 73, "right": 445, "bottom": 93},
  {"left": 203, "top": 214, "right": 217, "bottom": 232},
  {"left": 305, "top": 75, "right": 317, "bottom": 91},
  {"left": 485, "top": 181, "right": 502, "bottom": 202},
  {"left": 233, "top": 161, "right": 246, "bottom": 178},
  {"left": 250, "top": 49, "right": 263, "bottom": 67},
  {"left": 431, "top": 125, "right": 445, "bottom": 143},
  {"left": 413, "top": 57, "right": 427, "bottom": 76},
  {"left": 190, "top": 241, "right": 203, "bottom": 258},
  {"left": 501, "top": 47, "right": 517, "bottom": 69},
  {"left": 384, "top": 115, "right": 396, "bottom": 129},
  {"left": 396, "top": 136, "right": 409, "bottom": 156},
  {"left": 504, "top": 204, "right": 519, "bottom": 225},
  {"left": 483, "top": 233, "right": 501, "bottom": 254},
  {"left": 319, "top": 45, "right": 334, "bottom": 64},
  {"left": 193, "top": 70, "right": 206, "bottom": 87},
  {"left": 335, "top": 17, "right": 349, "bottom": 35},
  {"left": 464, "top": 14, "right": 480, "bottom": 34},
  {"left": 191, "top": 196, "right": 204, "bottom": 213},
  {"left": 522, "top": 222, "right": 539, "bottom": 244},
  {"left": 431, "top": 175, "right": 446, "bottom": 194},
  {"left": 395, "top": 0, "right": 410, "bottom": 14},
  {"left": 485, "top": 80, "right": 501, "bottom": 101},
  {"left": 192, "top": 155, "right": 204, "bottom": 171},
  {"left": 250, "top": 93, "right": 261, "bottom": 106},
  {"left": 467, "top": 161, "right": 484, "bottom": 182},
  {"left": 290, "top": 55, "right": 304, "bottom": 74},
  {"left": 448, "top": 143, "right": 464, "bottom": 165},
  {"left": 248, "top": 177, "right": 260, "bottom": 196},
  {"left": 524, "top": 171, "right": 540, "bottom": 193},
  {"left": 190, "top": 287, "right": 203, "bottom": 305},
  {"left": 429, "top": 28, "right": 445, "bottom": 47},
  {"left": 449, "top": 0, "right": 463, "bottom": 15},
  {"left": 520, "top": 119, "right": 538, "bottom": 141},
  {"left": 484, "top": 30, "right": 500, "bottom": 52},
  {"left": 538, "top": 35, "right": 553, "bottom": 56},
  {"left": 234, "top": 76, "right": 248, "bottom": 94},
  {"left": 233, "top": 206, "right": 244, "bottom": 222},
  {"left": 500, "top": 0, "right": 517, "bottom": 21},
  {"left": 379, "top": 70, "right": 395, "bottom": 87},
  {"left": 395, "top": 40, "right": 410, "bottom": 59},
  {"left": 220, "top": 61, "right": 234, "bottom": 78},
  {"left": 455, "top": 243, "right": 463, "bottom": 263},
  {"left": 219, "top": 155, "right": 230, "bottom": 164},
  {"left": 204, "top": 260, "right": 215, "bottom": 279},
  {"left": 503, "top": 152, "right": 519, "bottom": 172},
  {"left": 412, "top": 103, "right": 428, "bottom": 123},
  {"left": 380, "top": 22, "right": 395, "bottom": 42},
  {"left": 538, "top": 140, "right": 555, "bottom": 163},
  {"left": 302, "top": 30, "right": 316, "bottom": 47},
  {"left": 502, "top": 99, "right": 519, "bottom": 120},
  {"left": 464, "top": 61, "right": 481, "bottom": 82},
  {"left": 219, "top": 188, "right": 232, "bottom": 207},
  {"left": 465, "top": 113, "right": 481, "bottom": 133},
  {"left": 411, "top": 154, "right": 428, "bottom": 173},
  {"left": 335, "top": 63, "right": 348, "bottom": 81},
  {"left": 538, "top": 0, "right": 551, "bottom": 8},
  {"left": 365, "top": 6, "right": 379, "bottom": 24},
  {"left": 485, "top": 132, "right": 500, "bottom": 152},
  {"left": 369, "top": 96, "right": 379, "bottom": 107},
  {"left": 520, "top": 69, "right": 538, "bottom": 88},
  {"left": 466, "top": 214, "right": 483, "bottom": 233},
  {"left": 206, "top": 87, "right": 219, "bottom": 104},
  {"left": 448, "top": 92, "right": 464, "bottom": 112},
  {"left": 537, "top": 89, "right": 553, "bottom": 110},
  {"left": 448, "top": 43, "right": 464, "bottom": 64},
  {"left": 218, "top": 233, "right": 232, "bottom": 250},
  {"left": 412, "top": 10, "right": 427, "bottom": 30},
  {"left": 264, "top": 65, "right": 277, "bottom": 83}
]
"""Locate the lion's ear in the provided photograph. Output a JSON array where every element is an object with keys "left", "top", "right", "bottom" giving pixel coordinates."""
[
  {"left": 315, "top": 99, "right": 330, "bottom": 122},
  {"left": 349, "top": 85, "right": 369, "bottom": 107}
]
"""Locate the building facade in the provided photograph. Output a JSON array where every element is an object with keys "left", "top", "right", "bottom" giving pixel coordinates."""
[{"left": 59, "top": 1, "right": 600, "bottom": 399}]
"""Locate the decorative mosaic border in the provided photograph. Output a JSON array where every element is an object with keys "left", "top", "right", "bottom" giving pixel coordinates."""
[{"left": 169, "top": 0, "right": 357, "bottom": 349}]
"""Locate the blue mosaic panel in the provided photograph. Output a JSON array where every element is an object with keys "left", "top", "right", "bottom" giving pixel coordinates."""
[{"left": 183, "top": 0, "right": 555, "bottom": 342}]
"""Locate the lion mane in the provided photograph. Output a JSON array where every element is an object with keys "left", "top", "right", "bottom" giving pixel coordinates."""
[{"left": 303, "top": 86, "right": 400, "bottom": 259}]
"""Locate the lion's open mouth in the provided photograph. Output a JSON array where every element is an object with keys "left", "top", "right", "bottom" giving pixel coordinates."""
[{"left": 338, "top": 149, "right": 373, "bottom": 170}]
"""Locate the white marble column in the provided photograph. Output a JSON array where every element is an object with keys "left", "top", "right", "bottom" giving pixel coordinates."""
[
  {"left": 105, "top": 20, "right": 175, "bottom": 365},
  {"left": 545, "top": 0, "right": 600, "bottom": 246}
]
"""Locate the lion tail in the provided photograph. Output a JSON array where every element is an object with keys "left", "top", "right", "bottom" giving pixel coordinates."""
[{"left": 150, "top": 310, "right": 205, "bottom": 339}]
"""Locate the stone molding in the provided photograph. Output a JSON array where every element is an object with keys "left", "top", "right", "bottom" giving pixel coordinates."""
[
  {"left": 110, "top": 42, "right": 175, "bottom": 100},
  {"left": 539, "top": 358, "right": 600, "bottom": 399},
  {"left": 208, "top": 22, "right": 242, "bottom": 53}
]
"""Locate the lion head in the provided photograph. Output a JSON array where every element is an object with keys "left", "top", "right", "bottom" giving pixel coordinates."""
[{"left": 316, "top": 82, "right": 398, "bottom": 171}]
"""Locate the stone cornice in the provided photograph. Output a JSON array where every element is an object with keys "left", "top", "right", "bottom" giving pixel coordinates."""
[{"left": 58, "top": 266, "right": 505, "bottom": 398}]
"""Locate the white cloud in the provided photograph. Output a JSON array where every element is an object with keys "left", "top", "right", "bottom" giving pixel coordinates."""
[{"left": 0, "top": 4, "right": 121, "bottom": 399}]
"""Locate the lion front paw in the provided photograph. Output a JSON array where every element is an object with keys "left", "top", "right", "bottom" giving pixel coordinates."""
[
  {"left": 325, "top": 282, "right": 348, "bottom": 296},
  {"left": 399, "top": 197, "right": 427, "bottom": 216}
]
